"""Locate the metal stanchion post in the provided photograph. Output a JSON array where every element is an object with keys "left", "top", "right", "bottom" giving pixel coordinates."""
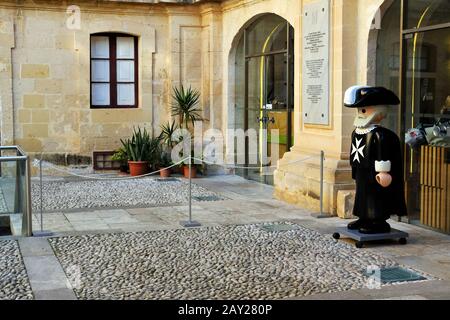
[
  {"left": 312, "top": 150, "right": 330, "bottom": 219},
  {"left": 180, "top": 156, "right": 201, "bottom": 228},
  {"left": 33, "top": 157, "right": 53, "bottom": 237},
  {"left": 40, "top": 158, "right": 43, "bottom": 232},
  {"left": 320, "top": 150, "right": 324, "bottom": 216}
]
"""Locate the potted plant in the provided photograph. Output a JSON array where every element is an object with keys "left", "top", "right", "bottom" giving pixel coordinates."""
[
  {"left": 111, "top": 148, "right": 129, "bottom": 173},
  {"left": 159, "top": 120, "right": 179, "bottom": 150},
  {"left": 159, "top": 120, "right": 180, "bottom": 174},
  {"left": 158, "top": 151, "right": 173, "bottom": 178},
  {"left": 171, "top": 85, "right": 203, "bottom": 177},
  {"left": 171, "top": 85, "right": 202, "bottom": 130},
  {"left": 182, "top": 149, "right": 204, "bottom": 179},
  {"left": 121, "top": 127, "right": 152, "bottom": 177}
]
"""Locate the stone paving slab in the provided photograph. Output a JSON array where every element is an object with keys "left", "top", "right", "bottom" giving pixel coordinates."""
[
  {"left": 19, "top": 238, "right": 77, "bottom": 300},
  {"left": 23, "top": 255, "right": 71, "bottom": 292},
  {"left": 33, "top": 288, "right": 77, "bottom": 300},
  {"left": 47, "top": 222, "right": 432, "bottom": 300}
]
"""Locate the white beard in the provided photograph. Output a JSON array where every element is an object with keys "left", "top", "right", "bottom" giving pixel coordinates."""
[
  {"left": 354, "top": 113, "right": 378, "bottom": 128},
  {"left": 353, "top": 108, "right": 387, "bottom": 128}
]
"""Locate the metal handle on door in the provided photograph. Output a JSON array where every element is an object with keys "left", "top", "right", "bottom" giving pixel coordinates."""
[{"left": 256, "top": 116, "right": 275, "bottom": 124}]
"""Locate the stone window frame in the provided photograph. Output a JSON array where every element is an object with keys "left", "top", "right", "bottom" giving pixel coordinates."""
[{"left": 90, "top": 32, "right": 139, "bottom": 109}]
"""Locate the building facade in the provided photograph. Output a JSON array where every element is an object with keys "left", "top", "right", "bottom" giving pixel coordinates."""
[{"left": 0, "top": 0, "right": 449, "bottom": 232}]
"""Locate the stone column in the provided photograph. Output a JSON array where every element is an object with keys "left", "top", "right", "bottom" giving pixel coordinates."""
[{"left": 200, "top": 3, "right": 223, "bottom": 131}]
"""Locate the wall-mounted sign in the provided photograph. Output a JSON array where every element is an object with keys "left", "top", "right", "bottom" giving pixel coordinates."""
[{"left": 302, "top": 0, "right": 330, "bottom": 126}]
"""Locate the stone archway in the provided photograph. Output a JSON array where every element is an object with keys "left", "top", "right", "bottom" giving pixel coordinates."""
[{"left": 226, "top": 13, "right": 295, "bottom": 185}]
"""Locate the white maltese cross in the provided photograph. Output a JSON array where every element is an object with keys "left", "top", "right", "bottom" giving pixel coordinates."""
[{"left": 351, "top": 138, "right": 365, "bottom": 163}]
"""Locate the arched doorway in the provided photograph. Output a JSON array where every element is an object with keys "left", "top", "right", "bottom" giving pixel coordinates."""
[{"left": 233, "top": 13, "right": 295, "bottom": 185}]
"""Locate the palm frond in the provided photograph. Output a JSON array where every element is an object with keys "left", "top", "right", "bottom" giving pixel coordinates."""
[{"left": 171, "top": 85, "right": 202, "bottom": 129}]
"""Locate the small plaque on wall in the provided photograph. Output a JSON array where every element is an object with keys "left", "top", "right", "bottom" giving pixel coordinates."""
[{"left": 302, "top": 0, "right": 330, "bottom": 126}]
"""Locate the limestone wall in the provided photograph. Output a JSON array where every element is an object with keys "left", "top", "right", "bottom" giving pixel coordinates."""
[{"left": 0, "top": 0, "right": 222, "bottom": 162}]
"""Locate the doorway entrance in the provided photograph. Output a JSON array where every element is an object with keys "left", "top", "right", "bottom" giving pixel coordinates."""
[
  {"left": 374, "top": 0, "right": 450, "bottom": 233},
  {"left": 234, "top": 14, "right": 294, "bottom": 185},
  {"left": 401, "top": 1, "right": 450, "bottom": 233}
]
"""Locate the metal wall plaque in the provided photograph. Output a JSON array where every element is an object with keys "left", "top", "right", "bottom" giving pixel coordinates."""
[{"left": 302, "top": 0, "right": 330, "bottom": 126}]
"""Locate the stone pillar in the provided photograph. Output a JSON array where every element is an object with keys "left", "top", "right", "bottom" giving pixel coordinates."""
[
  {"left": 200, "top": 3, "right": 223, "bottom": 131},
  {"left": 274, "top": 0, "right": 365, "bottom": 215},
  {"left": 0, "top": 11, "right": 15, "bottom": 146}
]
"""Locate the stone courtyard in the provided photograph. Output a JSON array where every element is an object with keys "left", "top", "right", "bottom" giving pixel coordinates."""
[{"left": 1, "top": 174, "right": 450, "bottom": 300}]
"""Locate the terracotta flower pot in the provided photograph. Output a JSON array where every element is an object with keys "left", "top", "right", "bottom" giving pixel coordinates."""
[
  {"left": 159, "top": 168, "right": 171, "bottom": 178},
  {"left": 128, "top": 161, "right": 149, "bottom": 177},
  {"left": 183, "top": 165, "right": 197, "bottom": 179}
]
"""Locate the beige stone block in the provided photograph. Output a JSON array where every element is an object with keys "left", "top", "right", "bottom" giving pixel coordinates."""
[
  {"left": 15, "top": 138, "right": 43, "bottom": 153},
  {"left": 183, "top": 52, "right": 202, "bottom": 68},
  {"left": 91, "top": 109, "right": 153, "bottom": 123},
  {"left": 55, "top": 35, "right": 74, "bottom": 49},
  {"left": 46, "top": 95, "right": 63, "bottom": 109},
  {"left": 79, "top": 110, "right": 90, "bottom": 123},
  {"left": 91, "top": 110, "right": 122, "bottom": 123},
  {"left": 141, "top": 81, "right": 153, "bottom": 94},
  {"left": 34, "top": 79, "right": 62, "bottom": 94},
  {"left": 337, "top": 190, "right": 357, "bottom": 219},
  {"left": 23, "top": 124, "right": 48, "bottom": 138},
  {"left": 21, "top": 64, "right": 49, "bottom": 78},
  {"left": 0, "top": 19, "right": 13, "bottom": 34},
  {"left": 22, "top": 34, "right": 54, "bottom": 49},
  {"left": 51, "top": 64, "right": 70, "bottom": 80},
  {"left": 23, "top": 95, "right": 45, "bottom": 108},
  {"left": 17, "top": 109, "right": 31, "bottom": 123},
  {"left": 32, "top": 110, "right": 50, "bottom": 123},
  {"left": 13, "top": 79, "right": 34, "bottom": 93},
  {"left": 0, "top": 62, "right": 10, "bottom": 74},
  {"left": 0, "top": 34, "right": 14, "bottom": 47},
  {"left": 64, "top": 95, "right": 82, "bottom": 107}
]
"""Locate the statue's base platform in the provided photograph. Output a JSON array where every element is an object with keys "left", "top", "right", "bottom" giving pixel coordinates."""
[{"left": 333, "top": 227, "right": 409, "bottom": 248}]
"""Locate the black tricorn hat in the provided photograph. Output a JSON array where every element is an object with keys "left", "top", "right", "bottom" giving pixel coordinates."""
[{"left": 344, "top": 86, "right": 400, "bottom": 108}]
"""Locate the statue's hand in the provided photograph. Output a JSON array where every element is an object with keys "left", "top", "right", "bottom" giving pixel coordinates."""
[{"left": 376, "top": 172, "right": 392, "bottom": 187}]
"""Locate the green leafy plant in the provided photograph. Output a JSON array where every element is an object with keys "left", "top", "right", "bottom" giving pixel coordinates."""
[
  {"left": 159, "top": 151, "right": 173, "bottom": 169},
  {"left": 171, "top": 85, "right": 202, "bottom": 129},
  {"left": 159, "top": 120, "right": 179, "bottom": 150},
  {"left": 120, "top": 127, "right": 153, "bottom": 162},
  {"left": 111, "top": 148, "right": 128, "bottom": 163}
]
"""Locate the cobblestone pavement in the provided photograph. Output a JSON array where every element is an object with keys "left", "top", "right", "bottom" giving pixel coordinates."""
[
  {"left": 0, "top": 189, "right": 7, "bottom": 213},
  {"left": 2, "top": 175, "right": 450, "bottom": 300},
  {"left": 31, "top": 177, "right": 223, "bottom": 212},
  {"left": 0, "top": 240, "right": 33, "bottom": 300},
  {"left": 49, "top": 222, "right": 418, "bottom": 300}
]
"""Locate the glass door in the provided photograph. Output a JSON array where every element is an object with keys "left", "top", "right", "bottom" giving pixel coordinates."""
[
  {"left": 403, "top": 25, "right": 450, "bottom": 232},
  {"left": 234, "top": 13, "right": 294, "bottom": 185},
  {"left": 244, "top": 53, "right": 293, "bottom": 185}
]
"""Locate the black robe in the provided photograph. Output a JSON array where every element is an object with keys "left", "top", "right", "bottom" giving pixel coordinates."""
[{"left": 350, "top": 126, "right": 407, "bottom": 220}]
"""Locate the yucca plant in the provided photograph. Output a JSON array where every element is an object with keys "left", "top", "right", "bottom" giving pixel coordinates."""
[
  {"left": 120, "top": 127, "right": 152, "bottom": 162},
  {"left": 171, "top": 85, "right": 202, "bottom": 129},
  {"left": 159, "top": 120, "right": 179, "bottom": 150}
]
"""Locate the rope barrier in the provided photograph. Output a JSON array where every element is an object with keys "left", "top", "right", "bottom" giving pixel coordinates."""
[
  {"left": 34, "top": 157, "right": 190, "bottom": 181},
  {"left": 192, "top": 154, "right": 319, "bottom": 170},
  {"left": 34, "top": 152, "right": 323, "bottom": 181},
  {"left": 34, "top": 150, "right": 328, "bottom": 231}
]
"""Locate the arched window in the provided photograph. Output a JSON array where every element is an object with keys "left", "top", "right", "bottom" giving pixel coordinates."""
[{"left": 90, "top": 33, "right": 138, "bottom": 108}]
